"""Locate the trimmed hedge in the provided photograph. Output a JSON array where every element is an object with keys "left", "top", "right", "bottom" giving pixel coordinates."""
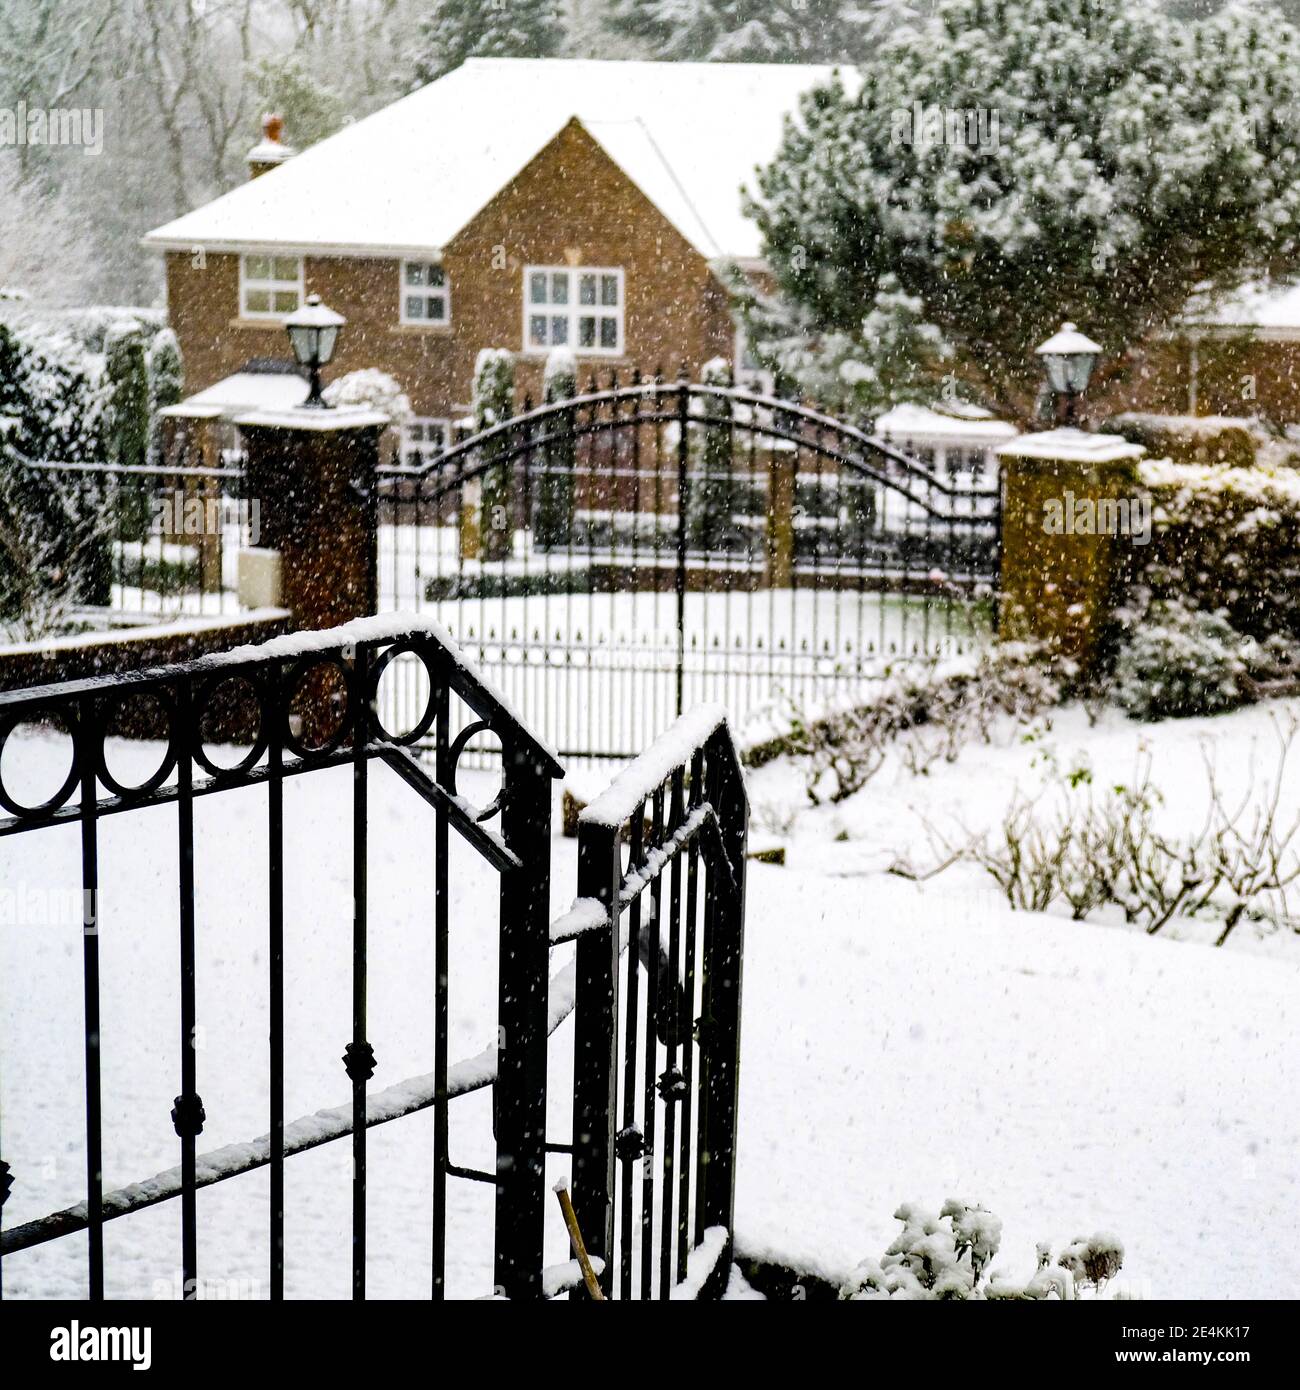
[{"left": 1126, "top": 457, "right": 1300, "bottom": 644}]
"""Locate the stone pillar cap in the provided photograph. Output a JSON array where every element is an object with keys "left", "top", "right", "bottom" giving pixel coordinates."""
[
  {"left": 996, "top": 427, "right": 1145, "bottom": 463},
  {"left": 233, "top": 406, "right": 391, "bottom": 431}
]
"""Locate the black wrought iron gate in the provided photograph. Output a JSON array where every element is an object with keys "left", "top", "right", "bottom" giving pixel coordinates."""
[
  {"left": 0, "top": 619, "right": 750, "bottom": 1300},
  {"left": 376, "top": 372, "right": 1001, "bottom": 761},
  {"left": 562, "top": 706, "right": 748, "bottom": 1299},
  {"left": 0, "top": 620, "right": 562, "bottom": 1301}
]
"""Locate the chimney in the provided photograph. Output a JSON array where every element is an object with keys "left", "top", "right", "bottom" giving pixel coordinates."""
[{"left": 246, "top": 113, "right": 295, "bottom": 179}]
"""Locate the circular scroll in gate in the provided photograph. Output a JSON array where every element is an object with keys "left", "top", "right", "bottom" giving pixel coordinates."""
[
  {"left": 95, "top": 687, "right": 178, "bottom": 799},
  {"left": 193, "top": 673, "right": 268, "bottom": 778},
  {"left": 0, "top": 707, "right": 79, "bottom": 819},
  {"left": 447, "top": 720, "right": 504, "bottom": 823},
  {"left": 283, "top": 656, "right": 352, "bottom": 758},
  {"left": 369, "top": 642, "right": 438, "bottom": 746}
]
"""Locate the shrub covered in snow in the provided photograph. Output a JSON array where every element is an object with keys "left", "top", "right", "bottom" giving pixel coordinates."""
[
  {"left": 840, "top": 1200, "right": 1124, "bottom": 1300},
  {"left": 535, "top": 349, "right": 577, "bottom": 547},
  {"left": 1108, "top": 413, "right": 1260, "bottom": 470},
  {"left": 321, "top": 368, "right": 413, "bottom": 424},
  {"left": 1127, "top": 458, "right": 1300, "bottom": 646},
  {"left": 1112, "top": 600, "right": 1248, "bottom": 722},
  {"left": 104, "top": 322, "right": 150, "bottom": 472},
  {"left": 0, "top": 319, "right": 108, "bottom": 461},
  {"left": 965, "top": 717, "right": 1300, "bottom": 944},
  {"left": 473, "top": 349, "right": 515, "bottom": 563},
  {"left": 751, "top": 641, "right": 1065, "bottom": 803},
  {"left": 689, "top": 357, "right": 740, "bottom": 552}
]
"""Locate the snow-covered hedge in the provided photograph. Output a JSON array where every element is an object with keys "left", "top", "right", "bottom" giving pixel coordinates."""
[
  {"left": 1127, "top": 458, "right": 1300, "bottom": 646},
  {"left": 1108, "top": 414, "right": 1261, "bottom": 470},
  {"left": 0, "top": 309, "right": 183, "bottom": 635}
]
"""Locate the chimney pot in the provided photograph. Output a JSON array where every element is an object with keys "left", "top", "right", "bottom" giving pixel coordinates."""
[{"left": 247, "top": 112, "right": 295, "bottom": 179}]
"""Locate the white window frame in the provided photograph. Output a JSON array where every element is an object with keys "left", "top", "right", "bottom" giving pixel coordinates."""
[
  {"left": 239, "top": 253, "right": 304, "bottom": 320},
  {"left": 400, "top": 259, "right": 451, "bottom": 326},
  {"left": 400, "top": 417, "right": 452, "bottom": 466},
  {"left": 523, "top": 265, "right": 624, "bottom": 357}
]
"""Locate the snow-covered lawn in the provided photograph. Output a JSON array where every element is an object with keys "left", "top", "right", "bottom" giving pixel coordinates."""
[{"left": 2, "top": 698, "right": 1297, "bottom": 1298}]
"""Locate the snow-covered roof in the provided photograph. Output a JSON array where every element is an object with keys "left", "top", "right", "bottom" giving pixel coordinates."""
[
  {"left": 162, "top": 371, "right": 309, "bottom": 418},
  {"left": 142, "top": 58, "right": 840, "bottom": 263},
  {"left": 875, "top": 402, "right": 1019, "bottom": 442},
  {"left": 1188, "top": 281, "right": 1300, "bottom": 337}
]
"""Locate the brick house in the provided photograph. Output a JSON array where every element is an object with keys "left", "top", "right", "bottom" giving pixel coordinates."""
[
  {"left": 1114, "top": 282, "right": 1300, "bottom": 426},
  {"left": 143, "top": 58, "right": 833, "bottom": 462}
]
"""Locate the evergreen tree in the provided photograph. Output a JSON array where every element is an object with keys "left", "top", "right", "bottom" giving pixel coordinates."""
[
  {"left": 105, "top": 323, "right": 150, "bottom": 472},
  {"left": 535, "top": 348, "right": 577, "bottom": 548},
  {"left": 250, "top": 54, "right": 348, "bottom": 150},
  {"left": 0, "top": 322, "right": 111, "bottom": 630},
  {"left": 415, "top": 0, "right": 565, "bottom": 87},
  {"left": 146, "top": 327, "right": 184, "bottom": 466},
  {"left": 747, "top": 0, "right": 1300, "bottom": 420},
  {"left": 688, "top": 357, "right": 738, "bottom": 553},
  {"left": 473, "top": 348, "right": 516, "bottom": 563},
  {"left": 606, "top": 0, "right": 879, "bottom": 63}
]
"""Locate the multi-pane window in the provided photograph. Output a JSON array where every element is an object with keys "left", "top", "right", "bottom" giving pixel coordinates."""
[
  {"left": 400, "top": 418, "right": 450, "bottom": 466},
  {"left": 524, "top": 267, "right": 623, "bottom": 355},
  {"left": 401, "top": 261, "right": 450, "bottom": 325},
  {"left": 240, "top": 254, "right": 302, "bottom": 318}
]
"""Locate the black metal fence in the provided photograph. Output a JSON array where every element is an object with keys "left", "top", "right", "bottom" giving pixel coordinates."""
[
  {"left": 0, "top": 619, "right": 749, "bottom": 1300},
  {"left": 2, "top": 445, "right": 252, "bottom": 631},
  {"left": 0, "top": 619, "right": 562, "bottom": 1300},
  {"left": 375, "top": 371, "right": 1001, "bottom": 761},
  {"left": 559, "top": 704, "right": 747, "bottom": 1298}
]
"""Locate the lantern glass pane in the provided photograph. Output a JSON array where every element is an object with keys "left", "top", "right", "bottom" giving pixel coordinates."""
[
  {"left": 316, "top": 325, "right": 340, "bottom": 363},
  {"left": 1066, "top": 352, "right": 1097, "bottom": 393},
  {"left": 287, "top": 324, "right": 317, "bottom": 365}
]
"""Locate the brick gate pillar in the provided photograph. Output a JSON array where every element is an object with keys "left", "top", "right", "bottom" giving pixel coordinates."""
[
  {"left": 766, "top": 444, "right": 797, "bottom": 589},
  {"left": 235, "top": 407, "right": 387, "bottom": 631},
  {"left": 996, "top": 428, "right": 1146, "bottom": 672},
  {"left": 235, "top": 408, "right": 387, "bottom": 745}
]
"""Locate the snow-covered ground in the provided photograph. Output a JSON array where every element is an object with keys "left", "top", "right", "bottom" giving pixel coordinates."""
[{"left": 2, "top": 698, "right": 1297, "bottom": 1298}]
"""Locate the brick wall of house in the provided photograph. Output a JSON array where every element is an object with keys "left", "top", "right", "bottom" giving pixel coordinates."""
[
  {"left": 1100, "top": 336, "right": 1300, "bottom": 424},
  {"left": 1112, "top": 336, "right": 1300, "bottom": 422},
  {"left": 164, "top": 119, "right": 737, "bottom": 422}
]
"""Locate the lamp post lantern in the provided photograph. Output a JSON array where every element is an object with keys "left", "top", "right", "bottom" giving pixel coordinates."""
[
  {"left": 284, "top": 293, "right": 345, "bottom": 408},
  {"left": 1035, "top": 321, "right": 1101, "bottom": 426}
]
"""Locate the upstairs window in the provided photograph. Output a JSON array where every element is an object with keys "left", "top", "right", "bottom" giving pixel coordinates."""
[
  {"left": 524, "top": 267, "right": 623, "bottom": 355},
  {"left": 401, "top": 260, "right": 450, "bottom": 325},
  {"left": 240, "top": 254, "right": 302, "bottom": 318},
  {"left": 400, "top": 417, "right": 451, "bottom": 466}
]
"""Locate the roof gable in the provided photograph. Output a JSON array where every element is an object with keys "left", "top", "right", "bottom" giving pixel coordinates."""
[{"left": 143, "top": 58, "right": 840, "bottom": 263}]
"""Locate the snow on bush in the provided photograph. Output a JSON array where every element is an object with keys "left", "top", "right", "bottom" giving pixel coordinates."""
[
  {"left": 536, "top": 349, "right": 577, "bottom": 548},
  {"left": 473, "top": 349, "right": 515, "bottom": 563},
  {"left": 840, "top": 1200, "right": 1124, "bottom": 1301},
  {"left": 958, "top": 717, "right": 1300, "bottom": 944},
  {"left": 321, "top": 368, "right": 413, "bottom": 424},
  {"left": 753, "top": 642, "right": 1065, "bottom": 803},
  {"left": 542, "top": 347, "right": 577, "bottom": 401},
  {"left": 1128, "top": 457, "right": 1300, "bottom": 646},
  {"left": 1112, "top": 600, "right": 1248, "bottom": 722}
]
